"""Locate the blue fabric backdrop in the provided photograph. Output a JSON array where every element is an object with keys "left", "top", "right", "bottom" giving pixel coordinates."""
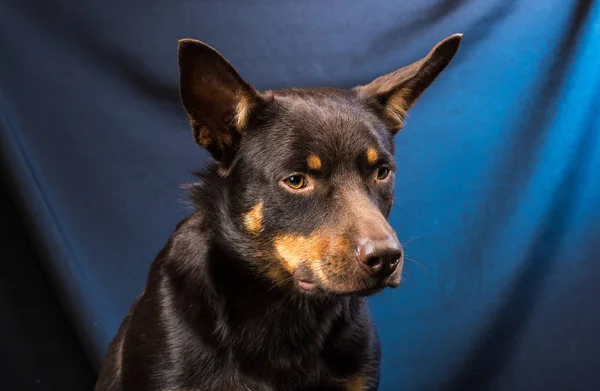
[{"left": 1, "top": 1, "right": 599, "bottom": 390}]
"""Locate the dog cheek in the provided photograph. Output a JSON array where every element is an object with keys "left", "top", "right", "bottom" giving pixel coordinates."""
[
  {"left": 243, "top": 201, "right": 264, "bottom": 234},
  {"left": 384, "top": 196, "right": 393, "bottom": 218},
  {"left": 272, "top": 233, "right": 330, "bottom": 274},
  {"left": 273, "top": 235, "right": 306, "bottom": 273},
  {"left": 264, "top": 265, "right": 292, "bottom": 287}
]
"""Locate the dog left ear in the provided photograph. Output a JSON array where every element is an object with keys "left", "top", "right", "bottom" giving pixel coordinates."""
[
  {"left": 178, "top": 38, "right": 269, "bottom": 168},
  {"left": 356, "top": 33, "right": 462, "bottom": 133}
]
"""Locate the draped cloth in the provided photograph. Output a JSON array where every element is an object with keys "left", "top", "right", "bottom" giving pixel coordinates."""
[{"left": 1, "top": 1, "right": 599, "bottom": 389}]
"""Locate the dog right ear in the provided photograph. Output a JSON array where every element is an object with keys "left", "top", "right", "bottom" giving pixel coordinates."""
[
  {"left": 355, "top": 34, "right": 462, "bottom": 133},
  {"left": 178, "top": 39, "right": 269, "bottom": 168}
]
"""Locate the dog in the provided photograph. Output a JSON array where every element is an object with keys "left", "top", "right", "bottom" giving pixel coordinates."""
[{"left": 95, "top": 33, "right": 461, "bottom": 391}]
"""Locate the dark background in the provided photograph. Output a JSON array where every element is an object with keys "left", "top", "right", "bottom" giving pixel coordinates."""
[{"left": 1, "top": 0, "right": 599, "bottom": 390}]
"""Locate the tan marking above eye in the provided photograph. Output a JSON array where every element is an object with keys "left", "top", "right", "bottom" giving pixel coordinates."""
[
  {"left": 307, "top": 154, "right": 322, "bottom": 170},
  {"left": 243, "top": 201, "right": 263, "bottom": 233},
  {"left": 366, "top": 147, "right": 379, "bottom": 165}
]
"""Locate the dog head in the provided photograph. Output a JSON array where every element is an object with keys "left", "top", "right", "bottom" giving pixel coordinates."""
[{"left": 178, "top": 34, "right": 461, "bottom": 296}]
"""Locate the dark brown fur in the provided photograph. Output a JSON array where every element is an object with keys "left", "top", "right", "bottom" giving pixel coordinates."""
[{"left": 95, "top": 34, "right": 462, "bottom": 391}]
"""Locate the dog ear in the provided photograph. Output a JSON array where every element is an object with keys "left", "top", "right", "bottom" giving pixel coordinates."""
[
  {"left": 356, "top": 33, "right": 462, "bottom": 133},
  {"left": 178, "top": 39, "right": 268, "bottom": 167}
]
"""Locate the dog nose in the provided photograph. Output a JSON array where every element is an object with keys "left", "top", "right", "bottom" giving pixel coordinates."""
[{"left": 357, "top": 237, "right": 403, "bottom": 276}]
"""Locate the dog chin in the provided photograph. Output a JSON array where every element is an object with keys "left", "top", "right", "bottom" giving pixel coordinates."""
[
  {"left": 385, "top": 274, "right": 402, "bottom": 289},
  {"left": 352, "top": 278, "right": 402, "bottom": 297},
  {"left": 296, "top": 281, "right": 395, "bottom": 298}
]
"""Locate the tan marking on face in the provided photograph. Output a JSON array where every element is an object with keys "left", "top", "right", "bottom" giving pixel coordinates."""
[
  {"left": 307, "top": 154, "right": 322, "bottom": 170},
  {"left": 243, "top": 201, "right": 263, "bottom": 233},
  {"left": 272, "top": 231, "right": 352, "bottom": 288},
  {"left": 274, "top": 234, "right": 328, "bottom": 272},
  {"left": 264, "top": 265, "right": 290, "bottom": 287},
  {"left": 366, "top": 147, "right": 379, "bottom": 165},
  {"left": 313, "top": 260, "right": 329, "bottom": 283},
  {"left": 345, "top": 376, "right": 368, "bottom": 391}
]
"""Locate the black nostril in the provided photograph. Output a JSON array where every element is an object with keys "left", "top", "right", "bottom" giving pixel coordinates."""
[
  {"left": 389, "top": 246, "right": 403, "bottom": 267},
  {"left": 365, "top": 257, "right": 384, "bottom": 273}
]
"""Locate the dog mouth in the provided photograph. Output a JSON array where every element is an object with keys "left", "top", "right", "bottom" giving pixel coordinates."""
[
  {"left": 291, "top": 257, "right": 402, "bottom": 295},
  {"left": 297, "top": 280, "right": 318, "bottom": 291},
  {"left": 294, "top": 275, "right": 399, "bottom": 295},
  {"left": 293, "top": 264, "right": 320, "bottom": 293}
]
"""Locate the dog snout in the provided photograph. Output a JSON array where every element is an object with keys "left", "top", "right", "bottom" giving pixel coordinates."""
[{"left": 357, "top": 236, "right": 402, "bottom": 277}]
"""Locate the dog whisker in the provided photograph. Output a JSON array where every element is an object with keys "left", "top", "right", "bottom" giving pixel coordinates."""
[
  {"left": 402, "top": 270, "right": 417, "bottom": 283},
  {"left": 401, "top": 235, "right": 423, "bottom": 247},
  {"left": 404, "top": 258, "right": 431, "bottom": 277},
  {"left": 404, "top": 256, "right": 438, "bottom": 271},
  {"left": 392, "top": 203, "right": 409, "bottom": 216}
]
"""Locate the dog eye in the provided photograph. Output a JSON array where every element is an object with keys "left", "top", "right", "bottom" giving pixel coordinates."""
[
  {"left": 376, "top": 167, "right": 391, "bottom": 181},
  {"left": 284, "top": 175, "right": 308, "bottom": 190}
]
